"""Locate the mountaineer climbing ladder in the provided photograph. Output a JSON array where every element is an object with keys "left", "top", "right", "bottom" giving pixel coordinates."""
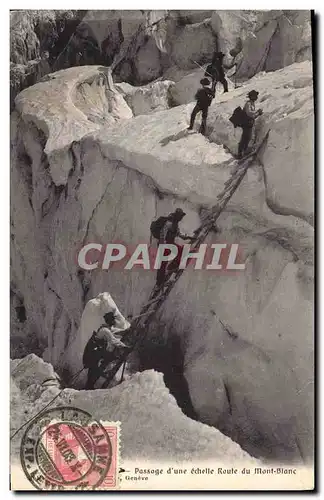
[{"left": 100, "top": 133, "right": 269, "bottom": 389}]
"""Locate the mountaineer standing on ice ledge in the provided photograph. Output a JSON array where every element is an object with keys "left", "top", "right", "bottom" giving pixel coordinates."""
[
  {"left": 238, "top": 90, "right": 263, "bottom": 158},
  {"left": 188, "top": 78, "right": 215, "bottom": 135},
  {"left": 205, "top": 51, "right": 230, "bottom": 94}
]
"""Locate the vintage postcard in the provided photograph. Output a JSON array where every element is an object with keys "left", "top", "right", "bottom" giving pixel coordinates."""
[{"left": 10, "top": 9, "right": 314, "bottom": 490}]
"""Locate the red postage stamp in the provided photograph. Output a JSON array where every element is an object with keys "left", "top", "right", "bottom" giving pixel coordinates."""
[{"left": 20, "top": 406, "right": 120, "bottom": 490}]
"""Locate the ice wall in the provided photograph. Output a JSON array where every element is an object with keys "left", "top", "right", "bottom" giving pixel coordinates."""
[
  {"left": 10, "top": 10, "right": 312, "bottom": 106},
  {"left": 10, "top": 61, "right": 314, "bottom": 461}
]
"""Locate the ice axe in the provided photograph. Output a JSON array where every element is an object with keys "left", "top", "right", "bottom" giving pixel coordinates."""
[{"left": 190, "top": 59, "right": 213, "bottom": 79}]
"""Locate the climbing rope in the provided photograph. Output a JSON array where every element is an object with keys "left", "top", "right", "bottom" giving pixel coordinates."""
[
  {"left": 10, "top": 134, "right": 269, "bottom": 413},
  {"left": 10, "top": 366, "right": 86, "bottom": 441},
  {"left": 98, "top": 132, "right": 270, "bottom": 389}
]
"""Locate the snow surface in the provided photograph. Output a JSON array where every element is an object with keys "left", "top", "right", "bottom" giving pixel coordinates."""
[
  {"left": 11, "top": 354, "right": 259, "bottom": 465},
  {"left": 116, "top": 80, "right": 175, "bottom": 116}
]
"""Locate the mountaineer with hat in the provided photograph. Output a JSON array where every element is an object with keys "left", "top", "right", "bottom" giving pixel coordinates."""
[
  {"left": 150, "top": 208, "right": 195, "bottom": 287},
  {"left": 205, "top": 51, "right": 229, "bottom": 94},
  {"left": 83, "top": 311, "right": 130, "bottom": 389},
  {"left": 237, "top": 89, "right": 263, "bottom": 159},
  {"left": 188, "top": 78, "right": 215, "bottom": 135}
]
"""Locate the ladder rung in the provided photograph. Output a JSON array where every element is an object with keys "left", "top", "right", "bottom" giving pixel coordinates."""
[
  {"left": 132, "top": 310, "right": 153, "bottom": 321},
  {"left": 146, "top": 294, "right": 163, "bottom": 305},
  {"left": 97, "top": 150, "right": 262, "bottom": 390}
]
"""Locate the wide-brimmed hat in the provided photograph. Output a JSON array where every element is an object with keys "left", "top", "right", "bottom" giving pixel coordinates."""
[
  {"left": 104, "top": 311, "right": 116, "bottom": 323},
  {"left": 200, "top": 77, "right": 211, "bottom": 86},
  {"left": 174, "top": 208, "right": 186, "bottom": 217},
  {"left": 247, "top": 90, "right": 259, "bottom": 99}
]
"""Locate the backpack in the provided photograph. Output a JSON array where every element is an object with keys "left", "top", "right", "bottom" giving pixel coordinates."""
[
  {"left": 205, "top": 64, "right": 219, "bottom": 80},
  {"left": 229, "top": 106, "right": 247, "bottom": 128},
  {"left": 150, "top": 216, "right": 168, "bottom": 240},
  {"left": 82, "top": 326, "right": 108, "bottom": 369},
  {"left": 205, "top": 63, "right": 225, "bottom": 80},
  {"left": 195, "top": 88, "right": 214, "bottom": 108}
]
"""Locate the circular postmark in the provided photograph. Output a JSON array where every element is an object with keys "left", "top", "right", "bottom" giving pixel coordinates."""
[{"left": 20, "top": 406, "right": 112, "bottom": 490}]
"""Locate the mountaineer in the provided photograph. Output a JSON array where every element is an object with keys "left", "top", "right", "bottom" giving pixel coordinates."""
[
  {"left": 188, "top": 78, "right": 215, "bottom": 135},
  {"left": 205, "top": 51, "right": 230, "bottom": 94},
  {"left": 150, "top": 208, "right": 195, "bottom": 287},
  {"left": 237, "top": 90, "right": 263, "bottom": 159},
  {"left": 83, "top": 311, "right": 129, "bottom": 389}
]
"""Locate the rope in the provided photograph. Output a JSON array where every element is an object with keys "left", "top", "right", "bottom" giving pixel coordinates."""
[
  {"left": 12, "top": 142, "right": 267, "bottom": 422},
  {"left": 120, "top": 361, "right": 127, "bottom": 383},
  {"left": 254, "top": 20, "right": 280, "bottom": 75},
  {"left": 10, "top": 366, "right": 86, "bottom": 441},
  {"left": 97, "top": 134, "right": 270, "bottom": 389},
  {"left": 100, "top": 328, "right": 146, "bottom": 389}
]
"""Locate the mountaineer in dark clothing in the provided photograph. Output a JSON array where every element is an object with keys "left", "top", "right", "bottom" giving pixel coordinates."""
[
  {"left": 205, "top": 51, "right": 229, "bottom": 94},
  {"left": 150, "top": 208, "right": 195, "bottom": 287},
  {"left": 83, "top": 312, "right": 129, "bottom": 389},
  {"left": 188, "top": 78, "right": 215, "bottom": 135},
  {"left": 237, "top": 90, "right": 263, "bottom": 159}
]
